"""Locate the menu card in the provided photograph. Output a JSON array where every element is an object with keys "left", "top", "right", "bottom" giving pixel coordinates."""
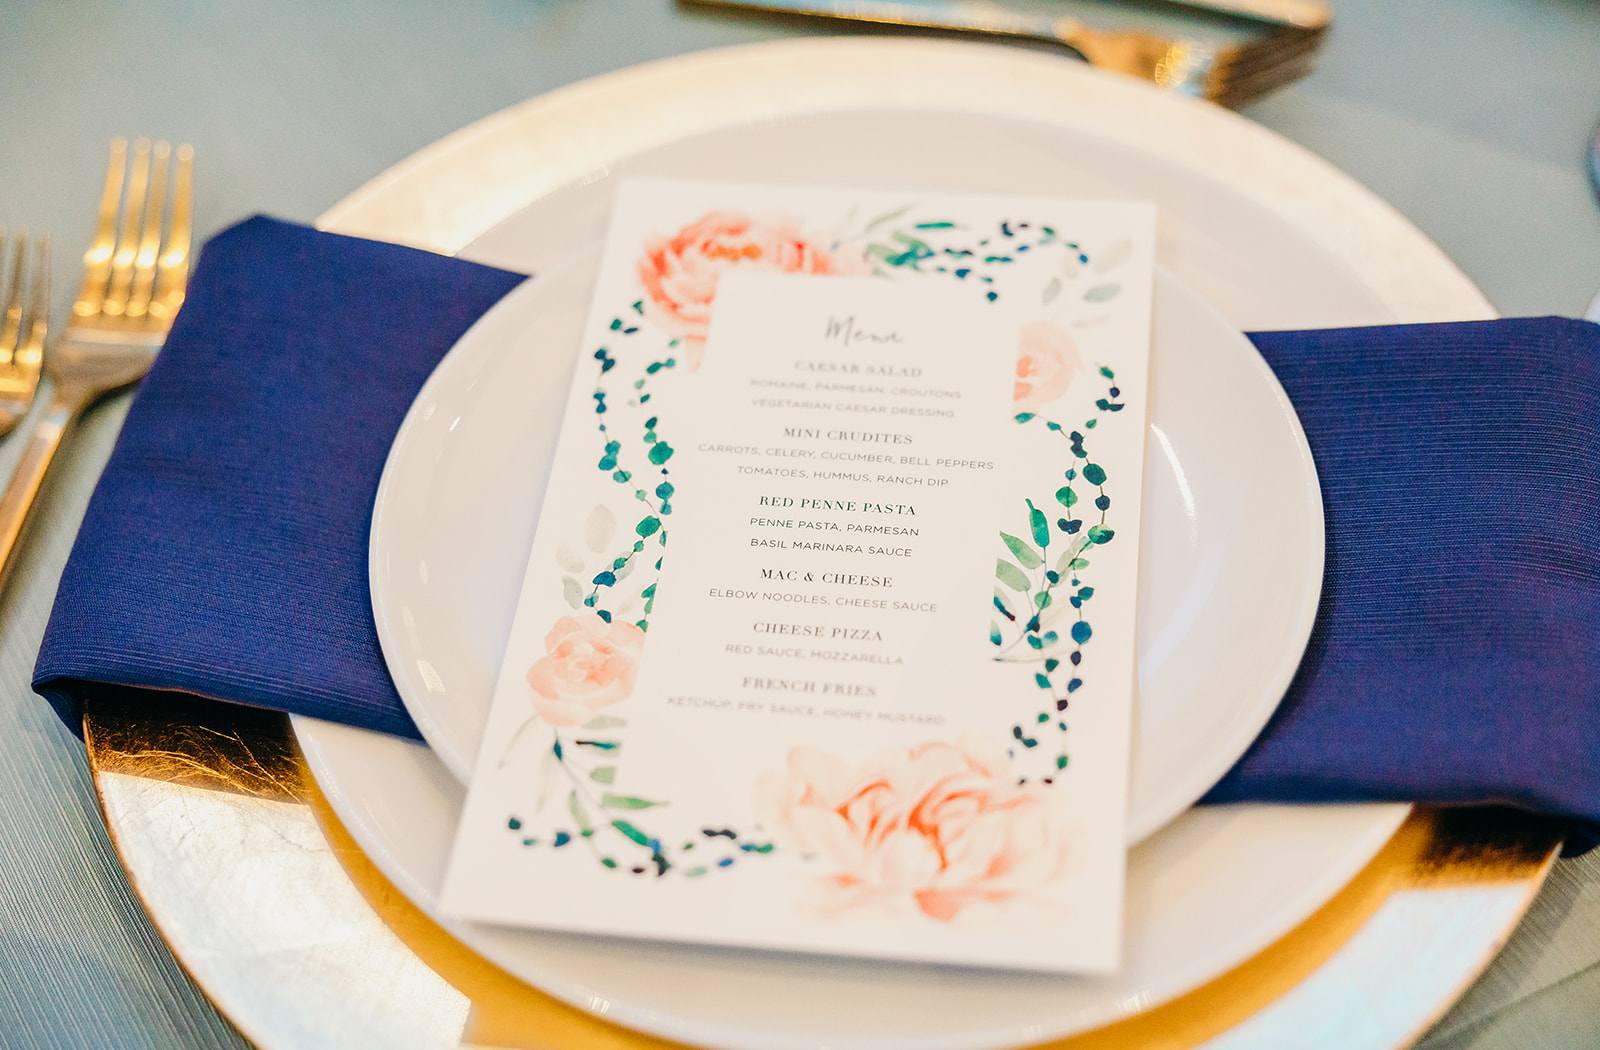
[{"left": 441, "top": 178, "right": 1156, "bottom": 973}]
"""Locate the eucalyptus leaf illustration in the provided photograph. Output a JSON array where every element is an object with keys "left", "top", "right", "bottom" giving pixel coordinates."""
[
  {"left": 1000, "top": 531, "right": 1043, "bottom": 569},
  {"left": 1026, "top": 500, "right": 1050, "bottom": 549},
  {"left": 568, "top": 790, "right": 593, "bottom": 835},
  {"left": 865, "top": 204, "right": 913, "bottom": 230},
  {"left": 1083, "top": 283, "right": 1121, "bottom": 303},
  {"left": 1055, "top": 537, "right": 1088, "bottom": 575},
  {"left": 602, "top": 794, "right": 666, "bottom": 811},
  {"left": 996, "top": 559, "right": 1031, "bottom": 591},
  {"left": 584, "top": 504, "right": 617, "bottom": 552}
]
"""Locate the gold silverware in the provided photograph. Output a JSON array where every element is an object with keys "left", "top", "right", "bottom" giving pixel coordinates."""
[
  {"left": 682, "top": 0, "right": 1329, "bottom": 108},
  {"left": 0, "top": 137, "right": 192, "bottom": 593},
  {"left": 0, "top": 229, "right": 49, "bottom": 439}
]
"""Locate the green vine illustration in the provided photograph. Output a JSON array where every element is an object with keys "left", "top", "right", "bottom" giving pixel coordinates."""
[
  {"left": 579, "top": 299, "right": 675, "bottom": 633},
  {"left": 505, "top": 720, "right": 773, "bottom": 878},
  {"left": 851, "top": 212, "right": 1110, "bottom": 309},
  {"left": 992, "top": 367, "right": 1125, "bottom": 779}
]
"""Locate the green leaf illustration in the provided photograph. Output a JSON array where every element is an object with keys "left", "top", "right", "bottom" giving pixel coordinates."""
[
  {"left": 568, "top": 791, "right": 592, "bottom": 835},
  {"left": 1026, "top": 500, "right": 1050, "bottom": 549},
  {"left": 1042, "top": 275, "right": 1062, "bottom": 304},
  {"left": 1082, "top": 463, "right": 1107, "bottom": 486},
  {"left": 583, "top": 715, "right": 626, "bottom": 730},
  {"left": 865, "top": 204, "right": 912, "bottom": 230},
  {"left": 1083, "top": 283, "right": 1121, "bottom": 302},
  {"left": 1001, "top": 531, "right": 1043, "bottom": 569},
  {"left": 602, "top": 794, "right": 665, "bottom": 810},
  {"left": 1055, "top": 485, "right": 1077, "bottom": 508},
  {"left": 1055, "top": 538, "right": 1087, "bottom": 575},
  {"left": 590, "top": 766, "right": 617, "bottom": 784},
  {"left": 1087, "top": 525, "right": 1115, "bottom": 545},
  {"left": 561, "top": 575, "right": 583, "bottom": 609},
  {"left": 1071, "top": 621, "right": 1094, "bottom": 644},
  {"left": 995, "top": 559, "right": 1031, "bottom": 591},
  {"left": 611, "top": 819, "right": 651, "bottom": 846},
  {"left": 636, "top": 516, "right": 661, "bottom": 537}
]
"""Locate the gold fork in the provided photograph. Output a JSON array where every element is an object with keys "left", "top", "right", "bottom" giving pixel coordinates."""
[
  {"left": 0, "top": 229, "right": 49, "bottom": 438},
  {"left": 0, "top": 137, "right": 193, "bottom": 591}
]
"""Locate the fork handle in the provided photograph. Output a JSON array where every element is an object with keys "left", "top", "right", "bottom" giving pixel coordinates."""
[{"left": 0, "top": 392, "right": 80, "bottom": 596}]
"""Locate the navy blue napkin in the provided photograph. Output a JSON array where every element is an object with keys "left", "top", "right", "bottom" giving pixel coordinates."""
[
  {"left": 1202, "top": 319, "right": 1600, "bottom": 855},
  {"left": 33, "top": 216, "right": 524, "bottom": 738},
  {"left": 31, "top": 217, "right": 1600, "bottom": 851}
]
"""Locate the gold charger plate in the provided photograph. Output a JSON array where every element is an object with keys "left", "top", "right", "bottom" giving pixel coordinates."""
[
  {"left": 85, "top": 691, "right": 1561, "bottom": 1050},
  {"left": 85, "top": 37, "right": 1543, "bottom": 1050}
]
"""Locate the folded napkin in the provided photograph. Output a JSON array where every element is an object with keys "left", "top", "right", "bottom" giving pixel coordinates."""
[{"left": 32, "top": 216, "right": 1600, "bottom": 854}]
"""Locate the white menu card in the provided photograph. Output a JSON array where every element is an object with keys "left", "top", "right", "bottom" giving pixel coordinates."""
[{"left": 441, "top": 177, "right": 1156, "bottom": 973}]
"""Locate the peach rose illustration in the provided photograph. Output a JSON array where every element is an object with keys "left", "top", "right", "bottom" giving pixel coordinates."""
[
  {"left": 754, "top": 737, "right": 1070, "bottom": 921},
  {"left": 1014, "top": 320, "right": 1082, "bottom": 412},
  {"left": 525, "top": 613, "right": 645, "bottom": 726},
  {"left": 637, "top": 210, "right": 865, "bottom": 370}
]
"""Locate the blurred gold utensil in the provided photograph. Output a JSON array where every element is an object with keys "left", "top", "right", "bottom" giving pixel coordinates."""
[
  {"left": 683, "top": 0, "right": 1328, "bottom": 108},
  {"left": 0, "top": 137, "right": 192, "bottom": 592},
  {"left": 0, "top": 229, "right": 49, "bottom": 439}
]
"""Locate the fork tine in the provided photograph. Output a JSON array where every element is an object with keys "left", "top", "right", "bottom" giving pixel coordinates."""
[
  {"left": 73, "top": 138, "right": 127, "bottom": 319},
  {"left": 151, "top": 144, "right": 193, "bottom": 321},
  {"left": 103, "top": 139, "right": 152, "bottom": 319},
  {"left": 126, "top": 141, "right": 171, "bottom": 319},
  {"left": 0, "top": 233, "right": 24, "bottom": 364},
  {"left": 20, "top": 236, "right": 49, "bottom": 368}
]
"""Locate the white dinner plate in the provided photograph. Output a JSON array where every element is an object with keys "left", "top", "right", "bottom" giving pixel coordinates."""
[
  {"left": 304, "top": 159, "right": 1398, "bottom": 1050},
  {"left": 368, "top": 105, "right": 1401, "bottom": 848},
  {"left": 371, "top": 238, "right": 1322, "bottom": 847},
  {"left": 294, "top": 40, "right": 1472, "bottom": 1050}
]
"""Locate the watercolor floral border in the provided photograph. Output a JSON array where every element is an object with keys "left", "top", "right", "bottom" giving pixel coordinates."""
[{"left": 497, "top": 202, "right": 1137, "bottom": 919}]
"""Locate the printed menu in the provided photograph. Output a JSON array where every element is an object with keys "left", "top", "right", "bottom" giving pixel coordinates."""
[{"left": 441, "top": 177, "right": 1156, "bottom": 973}]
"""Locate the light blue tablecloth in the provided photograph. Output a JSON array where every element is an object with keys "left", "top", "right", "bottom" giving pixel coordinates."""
[{"left": 2, "top": 2, "right": 1599, "bottom": 1047}]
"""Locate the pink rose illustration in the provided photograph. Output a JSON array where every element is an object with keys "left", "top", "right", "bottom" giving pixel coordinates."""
[
  {"left": 1014, "top": 320, "right": 1082, "bottom": 412},
  {"left": 637, "top": 210, "right": 864, "bottom": 370},
  {"left": 754, "top": 737, "right": 1070, "bottom": 921},
  {"left": 525, "top": 613, "right": 645, "bottom": 726}
]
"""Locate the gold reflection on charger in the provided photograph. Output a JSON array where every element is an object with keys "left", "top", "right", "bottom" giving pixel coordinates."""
[{"left": 84, "top": 692, "right": 1563, "bottom": 1050}]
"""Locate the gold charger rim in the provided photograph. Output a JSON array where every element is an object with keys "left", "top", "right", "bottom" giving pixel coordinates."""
[{"left": 85, "top": 692, "right": 1563, "bottom": 1050}]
